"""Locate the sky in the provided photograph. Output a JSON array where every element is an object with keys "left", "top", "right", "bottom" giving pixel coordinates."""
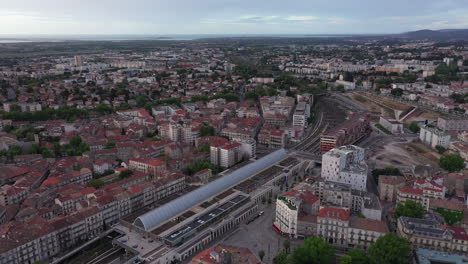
[{"left": 1, "top": 0, "right": 468, "bottom": 35}]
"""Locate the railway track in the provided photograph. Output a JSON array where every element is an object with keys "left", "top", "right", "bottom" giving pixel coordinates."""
[{"left": 292, "top": 97, "right": 347, "bottom": 154}]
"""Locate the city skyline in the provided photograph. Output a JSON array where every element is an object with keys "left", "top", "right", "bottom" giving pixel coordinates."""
[{"left": 1, "top": 0, "right": 468, "bottom": 35}]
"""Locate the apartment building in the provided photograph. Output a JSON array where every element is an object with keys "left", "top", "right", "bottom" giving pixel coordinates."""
[
  {"left": 233, "top": 138, "right": 256, "bottom": 159},
  {"left": 0, "top": 185, "right": 29, "bottom": 207},
  {"left": 321, "top": 145, "right": 367, "bottom": 191},
  {"left": 3, "top": 102, "right": 42, "bottom": 113},
  {"left": 42, "top": 168, "right": 93, "bottom": 189},
  {"left": 258, "top": 128, "right": 287, "bottom": 149},
  {"left": 273, "top": 183, "right": 320, "bottom": 237},
  {"left": 397, "top": 217, "right": 468, "bottom": 254},
  {"left": 313, "top": 180, "right": 382, "bottom": 220},
  {"left": 396, "top": 176, "right": 446, "bottom": 210},
  {"left": 293, "top": 102, "right": 310, "bottom": 127},
  {"left": 0, "top": 174, "right": 186, "bottom": 264},
  {"left": 317, "top": 207, "right": 351, "bottom": 247},
  {"left": 438, "top": 117, "right": 468, "bottom": 131},
  {"left": 378, "top": 175, "right": 408, "bottom": 202},
  {"left": 128, "top": 158, "right": 166, "bottom": 177},
  {"left": 420, "top": 126, "right": 451, "bottom": 148},
  {"left": 397, "top": 190, "right": 444, "bottom": 210},
  {"left": 320, "top": 112, "right": 371, "bottom": 153},
  {"left": 260, "top": 96, "right": 295, "bottom": 118},
  {"left": 210, "top": 141, "right": 242, "bottom": 169}
]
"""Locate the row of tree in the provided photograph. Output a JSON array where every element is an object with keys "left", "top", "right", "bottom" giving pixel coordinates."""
[{"left": 271, "top": 233, "right": 411, "bottom": 264}]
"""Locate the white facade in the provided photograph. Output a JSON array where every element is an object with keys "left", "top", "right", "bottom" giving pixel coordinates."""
[
  {"left": 379, "top": 117, "right": 403, "bottom": 134},
  {"left": 234, "top": 138, "right": 256, "bottom": 159},
  {"left": 419, "top": 126, "right": 451, "bottom": 148},
  {"left": 335, "top": 80, "right": 356, "bottom": 90},
  {"left": 210, "top": 143, "right": 241, "bottom": 169},
  {"left": 274, "top": 197, "right": 299, "bottom": 235},
  {"left": 321, "top": 145, "right": 367, "bottom": 191}
]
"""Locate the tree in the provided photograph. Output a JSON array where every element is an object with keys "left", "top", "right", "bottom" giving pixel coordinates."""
[
  {"left": 200, "top": 125, "right": 215, "bottom": 137},
  {"left": 290, "top": 237, "right": 335, "bottom": 264},
  {"left": 53, "top": 142, "right": 62, "bottom": 157},
  {"left": 31, "top": 143, "right": 40, "bottom": 154},
  {"left": 273, "top": 252, "right": 289, "bottom": 264},
  {"left": 64, "top": 136, "right": 90, "bottom": 156},
  {"left": 395, "top": 200, "right": 425, "bottom": 219},
  {"left": 69, "top": 136, "right": 82, "bottom": 147},
  {"left": 119, "top": 169, "right": 133, "bottom": 179},
  {"left": 391, "top": 88, "right": 404, "bottom": 97},
  {"left": 368, "top": 232, "right": 411, "bottom": 264},
  {"left": 135, "top": 95, "right": 148, "bottom": 107},
  {"left": 41, "top": 147, "right": 52, "bottom": 158},
  {"left": 8, "top": 145, "right": 22, "bottom": 156},
  {"left": 408, "top": 122, "right": 420, "bottom": 133},
  {"left": 87, "top": 179, "right": 106, "bottom": 189},
  {"left": 9, "top": 104, "right": 21, "bottom": 112},
  {"left": 335, "top": 85, "right": 345, "bottom": 92},
  {"left": 258, "top": 250, "right": 265, "bottom": 262},
  {"left": 283, "top": 239, "right": 291, "bottom": 254},
  {"left": 105, "top": 142, "right": 116, "bottom": 149},
  {"left": 435, "top": 145, "right": 447, "bottom": 155},
  {"left": 440, "top": 154, "right": 465, "bottom": 172},
  {"left": 340, "top": 249, "right": 370, "bottom": 264},
  {"left": 340, "top": 255, "right": 353, "bottom": 264}
]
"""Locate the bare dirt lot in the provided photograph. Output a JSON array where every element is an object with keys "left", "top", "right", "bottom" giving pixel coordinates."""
[
  {"left": 368, "top": 137, "right": 441, "bottom": 169},
  {"left": 350, "top": 93, "right": 395, "bottom": 118},
  {"left": 348, "top": 93, "right": 440, "bottom": 124},
  {"left": 404, "top": 109, "right": 440, "bottom": 123}
]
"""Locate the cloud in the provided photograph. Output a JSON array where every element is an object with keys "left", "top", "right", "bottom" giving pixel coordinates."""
[
  {"left": 285, "top": 16, "right": 319, "bottom": 21},
  {"left": 1, "top": 1, "right": 468, "bottom": 34}
]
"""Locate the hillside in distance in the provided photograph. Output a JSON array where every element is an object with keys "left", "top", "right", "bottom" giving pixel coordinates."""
[{"left": 397, "top": 29, "right": 468, "bottom": 40}]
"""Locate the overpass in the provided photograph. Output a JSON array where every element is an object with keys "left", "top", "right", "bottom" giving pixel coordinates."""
[{"left": 290, "top": 151, "right": 323, "bottom": 164}]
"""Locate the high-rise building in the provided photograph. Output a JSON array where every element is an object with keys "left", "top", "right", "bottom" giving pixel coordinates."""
[
  {"left": 210, "top": 142, "right": 242, "bottom": 169},
  {"left": 74, "top": 55, "right": 83, "bottom": 66},
  {"left": 321, "top": 145, "right": 367, "bottom": 191}
]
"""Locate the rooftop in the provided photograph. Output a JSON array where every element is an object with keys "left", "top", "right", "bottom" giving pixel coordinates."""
[
  {"left": 415, "top": 248, "right": 468, "bottom": 264},
  {"left": 134, "top": 149, "right": 288, "bottom": 231}
]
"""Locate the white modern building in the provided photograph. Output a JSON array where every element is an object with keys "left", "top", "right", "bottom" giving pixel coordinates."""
[
  {"left": 273, "top": 183, "right": 320, "bottom": 237},
  {"left": 321, "top": 145, "right": 367, "bottom": 191},
  {"left": 233, "top": 138, "right": 256, "bottom": 159},
  {"left": 210, "top": 142, "right": 242, "bottom": 169},
  {"left": 419, "top": 126, "right": 451, "bottom": 148},
  {"left": 293, "top": 102, "right": 311, "bottom": 127},
  {"left": 379, "top": 116, "right": 404, "bottom": 134}
]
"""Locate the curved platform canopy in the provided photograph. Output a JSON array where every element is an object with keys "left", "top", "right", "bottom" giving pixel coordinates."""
[{"left": 134, "top": 148, "right": 288, "bottom": 231}]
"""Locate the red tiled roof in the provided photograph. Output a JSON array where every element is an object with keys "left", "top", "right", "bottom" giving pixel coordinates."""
[
  {"left": 42, "top": 177, "right": 59, "bottom": 185},
  {"left": 399, "top": 187, "right": 423, "bottom": 195},
  {"left": 444, "top": 226, "right": 468, "bottom": 241},
  {"left": 221, "top": 142, "right": 241, "bottom": 150},
  {"left": 349, "top": 217, "right": 389, "bottom": 233},
  {"left": 318, "top": 207, "right": 350, "bottom": 221}
]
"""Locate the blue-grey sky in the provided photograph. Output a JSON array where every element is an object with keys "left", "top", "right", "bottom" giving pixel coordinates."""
[{"left": 1, "top": 0, "right": 468, "bottom": 35}]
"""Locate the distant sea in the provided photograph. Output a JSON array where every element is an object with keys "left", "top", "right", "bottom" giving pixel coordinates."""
[
  {"left": 0, "top": 40, "right": 34, "bottom": 43},
  {"left": 0, "top": 34, "right": 367, "bottom": 43}
]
